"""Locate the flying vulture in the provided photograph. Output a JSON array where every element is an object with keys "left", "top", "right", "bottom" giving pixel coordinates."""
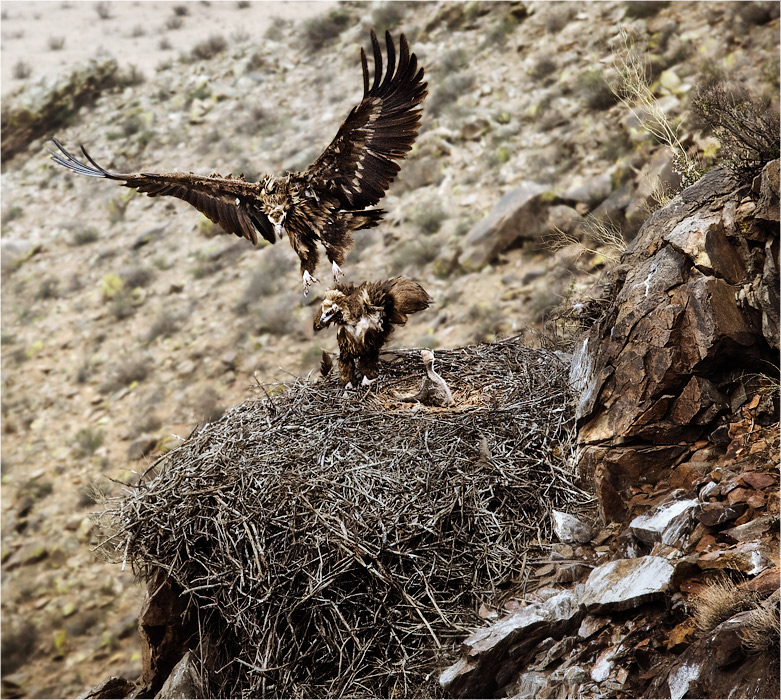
[
  {"left": 313, "top": 277, "right": 432, "bottom": 388},
  {"left": 50, "top": 30, "right": 427, "bottom": 295},
  {"left": 400, "top": 349, "right": 455, "bottom": 407}
]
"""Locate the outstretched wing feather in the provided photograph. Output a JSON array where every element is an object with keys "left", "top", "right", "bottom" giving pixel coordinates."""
[
  {"left": 49, "top": 139, "right": 274, "bottom": 245},
  {"left": 306, "top": 30, "right": 427, "bottom": 210}
]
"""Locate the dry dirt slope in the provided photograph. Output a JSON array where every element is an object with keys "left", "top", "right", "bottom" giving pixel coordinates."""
[{"left": 1, "top": 1, "right": 779, "bottom": 697}]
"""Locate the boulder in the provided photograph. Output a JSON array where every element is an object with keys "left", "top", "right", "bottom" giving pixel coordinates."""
[
  {"left": 2, "top": 57, "right": 121, "bottom": 160},
  {"left": 579, "top": 556, "right": 675, "bottom": 613},
  {"left": 458, "top": 182, "right": 551, "bottom": 271},
  {"left": 78, "top": 677, "right": 136, "bottom": 699},
  {"left": 155, "top": 651, "right": 203, "bottom": 699},
  {"left": 754, "top": 159, "right": 779, "bottom": 222},
  {"left": 1, "top": 240, "right": 42, "bottom": 272},
  {"left": 551, "top": 510, "right": 594, "bottom": 544},
  {"left": 439, "top": 590, "right": 582, "bottom": 698},
  {"left": 629, "top": 492, "right": 700, "bottom": 546}
]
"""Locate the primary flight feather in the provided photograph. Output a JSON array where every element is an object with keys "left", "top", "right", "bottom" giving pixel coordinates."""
[{"left": 51, "top": 30, "right": 427, "bottom": 295}]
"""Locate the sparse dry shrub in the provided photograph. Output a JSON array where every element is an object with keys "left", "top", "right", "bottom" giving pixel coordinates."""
[
  {"left": 1, "top": 620, "right": 39, "bottom": 675},
  {"left": 255, "top": 293, "right": 300, "bottom": 336},
  {"left": 47, "top": 36, "right": 65, "bottom": 51},
  {"left": 100, "top": 356, "right": 150, "bottom": 394},
  {"left": 121, "top": 265, "right": 155, "bottom": 290},
  {"left": 623, "top": 1, "right": 669, "bottom": 19},
  {"left": 36, "top": 277, "right": 61, "bottom": 300},
  {"left": 78, "top": 478, "right": 114, "bottom": 508},
  {"left": 12, "top": 60, "right": 31, "bottom": 80},
  {"left": 192, "top": 387, "right": 225, "bottom": 424},
  {"left": 95, "top": 2, "right": 110, "bottom": 20},
  {"left": 428, "top": 71, "right": 475, "bottom": 117},
  {"left": 264, "top": 16, "right": 291, "bottom": 40},
  {"left": 691, "top": 80, "right": 780, "bottom": 179},
  {"left": 740, "top": 594, "right": 781, "bottom": 654},
  {"left": 468, "top": 303, "right": 506, "bottom": 342},
  {"left": 392, "top": 238, "right": 439, "bottom": 272},
  {"left": 145, "top": 310, "right": 185, "bottom": 343},
  {"left": 692, "top": 576, "right": 760, "bottom": 635},
  {"left": 578, "top": 68, "right": 619, "bottom": 111},
  {"left": 234, "top": 249, "right": 288, "bottom": 315},
  {"left": 73, "top": 426, "right": 105, "bottom": 457},
  {"left": 190, "top": 35, "right": 227, "bottom": 61},
  {"left": 2, "top": 205, "right": 24, "bottom": 225},
  {"left": 301, "top": 8, "right": 351, "bottom": 52},
  {"left": 412, "top": 203, "right": 447, "bottom": 235},
  {"left": 109, "top": 289, "right": 137, "bottom": 321},
  {"left": 612, "top": 29, "right": 701, "bottom": 186},
  {"left": 440, "top": 48, "right": 469, "bottom": 74},
  {"left": 545, "top": 218, "right": 626, "bottom": 266},
  {"left": 529, "top": 56, "right": 558, "bottom": 82},
  {"left": 165, "top": 16, "right": 183, "bottom": 31},
  {"left": 371, "top": 1, "right": 407, "bottom": 33},
  {"left": 545, "top": 3, "right": 575, "bottom": 33}
]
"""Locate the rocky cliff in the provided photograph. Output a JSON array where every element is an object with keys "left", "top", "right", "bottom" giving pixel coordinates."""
[{"left": 440, "top": 161, "right": 779, "bottom": 699}]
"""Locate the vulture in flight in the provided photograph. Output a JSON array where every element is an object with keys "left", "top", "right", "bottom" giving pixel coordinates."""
[
  {"left": 313, "top": 277, "right": 432, "bottom": 388},
  {"left": 51, "top": 30, "right": 427, "bottom": 295}
]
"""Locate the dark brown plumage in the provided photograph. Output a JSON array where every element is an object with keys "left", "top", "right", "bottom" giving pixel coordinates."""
[
  {"left": 319, "top": 350, "right": 334, "bottom": 380},
  {"left": 313, "top": 277, "right": 432, "bottom": 387},
  {"left": 50, "top": 30, "right": 427, "bottom": 295}
]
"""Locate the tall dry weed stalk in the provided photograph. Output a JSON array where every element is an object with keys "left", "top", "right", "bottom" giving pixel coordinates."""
[{"left": 612, "top": 28, "right": 701, "bottom": 188}]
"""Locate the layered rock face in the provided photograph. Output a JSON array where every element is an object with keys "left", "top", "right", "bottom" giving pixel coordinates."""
[
  {"left": 574, "top": 161, "right": 779, "bottom": 522},
  {"left": 440, "top": 162, "right": 779, "bottom": 699}
]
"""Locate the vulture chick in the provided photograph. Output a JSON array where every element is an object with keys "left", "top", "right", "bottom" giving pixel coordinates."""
[
  {"left": 400, "top": 350, "right": 455, "bottom": 407},
  {"left": 51, "top": 30, "right": 427, "bottom": 295},
  {"left": 313, "top": 277, "right": 432, "bottom": 388}
]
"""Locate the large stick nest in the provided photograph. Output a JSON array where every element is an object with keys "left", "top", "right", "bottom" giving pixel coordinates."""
[{"left": 98, "top": 337, "right": 593, "bottom": 698}]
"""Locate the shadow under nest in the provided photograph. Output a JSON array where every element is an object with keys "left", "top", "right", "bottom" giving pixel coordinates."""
[{"left": 98, "top": 336, "right": 593, "bottom": 699}]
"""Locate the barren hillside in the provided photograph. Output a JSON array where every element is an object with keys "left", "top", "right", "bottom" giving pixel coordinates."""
[{"left": 1, "top": 1, "right": 778, "bottom": 697}]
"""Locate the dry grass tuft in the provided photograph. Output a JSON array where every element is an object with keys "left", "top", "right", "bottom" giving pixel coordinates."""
[
  {"left": 96, "top": 338, "right": 592, "bottom": 698},
  {"left": 740, "top": 592, "right": 781, "bottom": 655},
  {"left": 692, "top": 576, "right": 760, "bottom": 635}
]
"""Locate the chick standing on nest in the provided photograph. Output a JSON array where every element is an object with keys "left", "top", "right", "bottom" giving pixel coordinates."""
[{"left": 401, "top": 349, "right": 454, "bottom": 407}]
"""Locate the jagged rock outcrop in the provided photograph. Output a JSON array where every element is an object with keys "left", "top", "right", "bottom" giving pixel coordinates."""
[
  {"left": 572, "top": 162, "right": 779, "bottom": 521},
  {"left": 440, "top": 162, "right": 779, "bottom": 699}
]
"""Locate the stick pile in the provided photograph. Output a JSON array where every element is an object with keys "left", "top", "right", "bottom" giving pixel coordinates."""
[{"left": 99, "top": 337, "right": 593, "bottom": 698}]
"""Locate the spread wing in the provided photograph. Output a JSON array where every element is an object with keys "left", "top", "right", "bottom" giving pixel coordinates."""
[
  {"left": 384, "top": 277, "right": 432, "bottom": 325},
  {"left": 50, "top": 138, "right": 275, "bottom": 245},
  {"left": 305, "top": 30, "right": 427, "bottom": 209}
]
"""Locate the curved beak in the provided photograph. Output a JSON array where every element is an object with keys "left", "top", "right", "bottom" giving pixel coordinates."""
[
  {"left": 319, "top": 311, "right": 334, "bottom": 325},
  {"left": 274, "top": 223, "right": 286, "bottom": 240}
]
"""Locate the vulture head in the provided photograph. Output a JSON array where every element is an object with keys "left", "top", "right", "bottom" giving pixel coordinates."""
[{"left": 313, "top": 289, "right": 350, "bottom": 331}]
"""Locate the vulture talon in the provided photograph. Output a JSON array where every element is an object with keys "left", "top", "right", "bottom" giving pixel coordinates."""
[{"left": 302, "top": 270, "right": 319, "bottom": 296}]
